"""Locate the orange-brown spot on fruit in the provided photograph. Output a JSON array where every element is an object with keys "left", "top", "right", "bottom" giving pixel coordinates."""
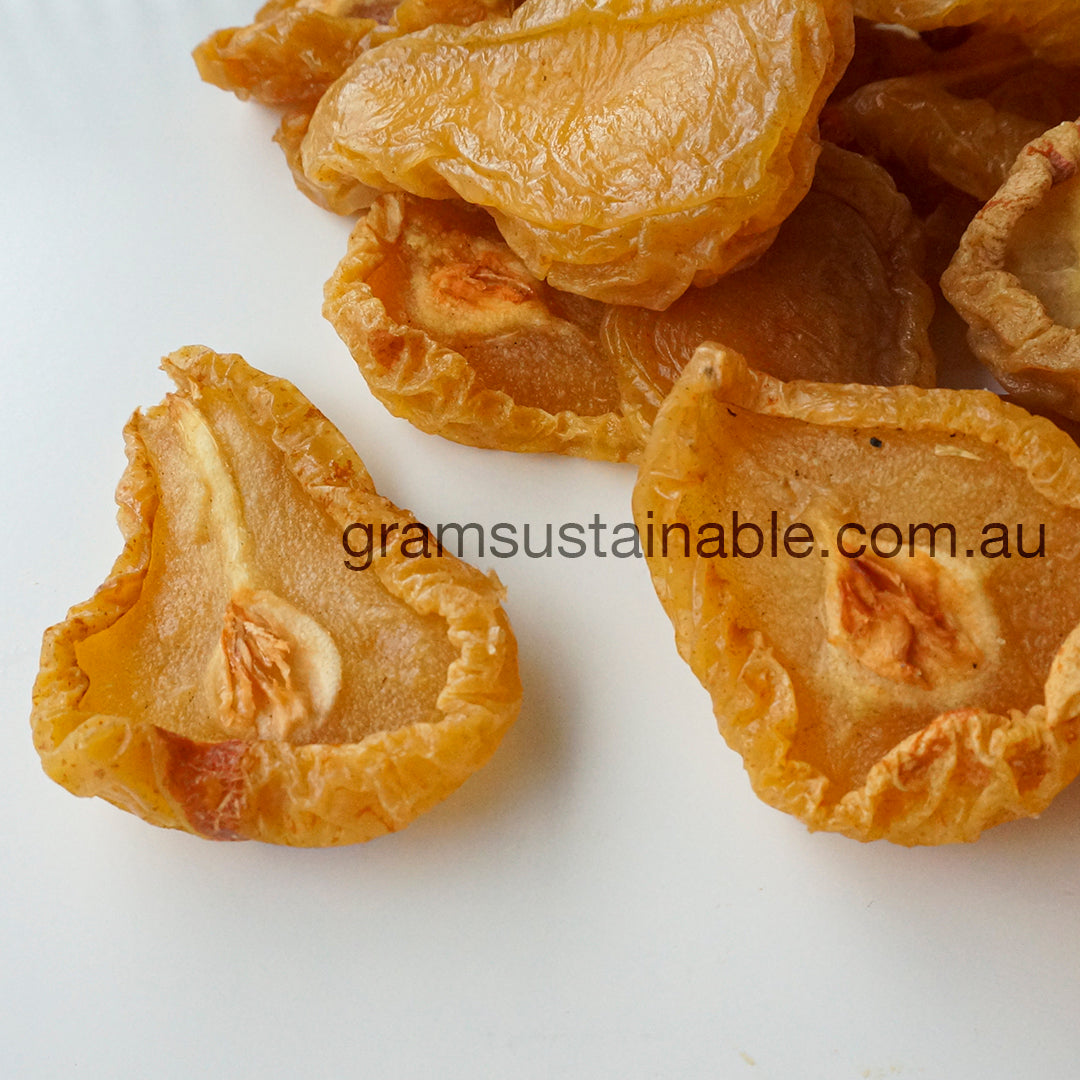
[
  {"left": 158, "top": 728, "right": 247, "bottom": 840},
  {"left": 430, "top": 253, "right": 536, "bottom": 306}
]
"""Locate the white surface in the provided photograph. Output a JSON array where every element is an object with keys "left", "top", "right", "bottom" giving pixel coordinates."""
[{"left": 3, "top": 4, "right": 1080, "bottom": 1078}]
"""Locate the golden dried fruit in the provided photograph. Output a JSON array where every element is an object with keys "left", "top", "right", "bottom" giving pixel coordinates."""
[
  {"left": 197, "top": 0, "right": 518, "bottom": 212},
  {"left": 852, "top": 1, "right": 1080, "bottom": 66},
  {"left": 275, "top": 109, "right": 381, "bottom": 214},
  {"left": 601, "top": 145, "right": 936, "bottom": 425},
  {"left": 324, "top": 191, "right": 647, "bottom": 460},
  {"left": 193, "top": 0, "right": 519, "bottom": 112},
  {"left": 831, "top": 76, "right": 1043, "bottom": 204},
  {"left": 31, "top": 347, "right": 521, "bottom": 845},
  {"left": 1001, "top": 395, "right": 1080, "bottom": 446},
  {"left": 302, "top": 0, "right": 854, "bottom": 308},
  {"left": 827, "top": 36, "right": 1080, "bottom": 203},
  {"left": 193, "top": 0, "right": 390, "bottom": 110},
  {"left": 391, "top": 0, "right": 517, "bottom": 34},
  {"left": 942, "top": 120, "right": 1080, "bottom": 419},
  {"left": 633, "top": 344, "right": 1080, "bottom": 845}
]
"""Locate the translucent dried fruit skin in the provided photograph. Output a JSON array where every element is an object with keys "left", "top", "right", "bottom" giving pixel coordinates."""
[
  {"left": 303, "top": 0, "right": 854, "bottom": 308},
  {"left": 192, "top": 0, "right": 387, "bottom": 109},
  {"left": 324, "top": 191, "right": 648, "bottom": 460},
  {"left": 832, "top": 72, "right": 1045, "bottom": 203},
  {"left": 192, "top": 0, "right": 518, "bottom": 111},
  {"left": 827, "top": 35, "right": 1080, "bottom": 204},
  {"left": 198, "top": 0, "right": 518, "bottom": 211},
  {"left": 942, "top": 121, "right": 1080, "bottom": 420},
  {"left": 601, "top": 145, "right": 936, "bottom": 425},
  {"left": 30, "top": 347, "right": 521, "bottom": 846},
  {"left": 275, "top": 109, "right": 382, "bottom": 214},
  {"left": 853, "top": 1, "right": 1080, "bottom": 66},
  {"left": 392, "top": 0, "right": 516, "bottom": 33},
  {"left": 633, "top": 345, "right": 1080, "bottom": 845}
]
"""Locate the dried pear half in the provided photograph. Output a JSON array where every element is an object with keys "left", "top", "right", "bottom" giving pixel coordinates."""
[
  {"left": 31, "top": 347, "right": 521, "bottom": 845},
  {"left": 302, "top": 0, "right": 854, "bottom": 309},
  {"left": 828, "top": 62, "right": 1050, "bottom": 204},
  {"left": 942, "top": 120, "right": 1080, "bottom": 419},
  {"left": 193, "top": 0, "right": 390, "bottom": 211},
  {"left": 601, "top": 145, "right": 936, "bottom": 426},
  {"left": 192, "top": 0, "right": 393, "bottom": 110},
  {"left": 825, "top": 30, "right": 1080, "bottom": 205},
  {"left": 193, "top": 0, "right": 518, "bottom": 108},
  {"left": 196, "top": 0, "right": 516, "bottom": 214},
  {"left": 852, "top": 1, "right": 1080, "bottom": 66},
  {"left": 633, "top": 344, "right": 1080, "bottom": 845},
  {"left": 324, "top": 191, "right": 647, "bottom": 460}
]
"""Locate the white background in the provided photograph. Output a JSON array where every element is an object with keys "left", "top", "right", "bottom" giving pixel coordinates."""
[{"left": 3, "top": 3, "right": 1080, "bottom": 1077}]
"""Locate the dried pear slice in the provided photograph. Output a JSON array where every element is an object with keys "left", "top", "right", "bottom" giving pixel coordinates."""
[
  {"left": 192, "top": 0, "right": 518, "bottom": 112},
  {"left": 193, "top": 0, "right": 392, "bottom": 109},
  {"left": 633, "top": 344, "right": 1080, "bottom": 845},
  {"left": 275, "top": 109, "right": 382, "bottom": 215},
  {"left": 31, "top": 347, "right": 521, "bottom": 845},
  {"left": 826, "top": 31, "right": 1080, "bottom": 205},
  {"left": 194, "top": 0, "right": 392, "bottom": 213},
  {"left": 829, "top": 67, "right": 1047, "bottom": 204},
  {"left": 942, "top": 121, "right": 1080, "bottom": 419},
  {"left": 302, "top": 0, "right": 854, "bottom": 309},
  {"left": 852, "top": 1, "right": 1080, "bottom": 67},
  {"left": 196, "top": 0, "right": 517, "bottom": 213},
  {"left": 600, "top": 145, "right": 936, "bottom": 426},
  {"left": 324, "top": 191, "right": 647, "bottom": 460}
]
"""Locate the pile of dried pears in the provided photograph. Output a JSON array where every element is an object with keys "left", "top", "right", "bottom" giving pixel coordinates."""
[{"left": 30, "top": 0, "right": 1080, "bottom": 846}]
